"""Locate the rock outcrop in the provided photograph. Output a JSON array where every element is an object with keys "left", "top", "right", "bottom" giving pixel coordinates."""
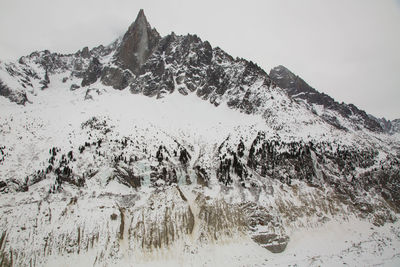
[{"left": 114, "top": 9, "right": 161, "bottom": 75}]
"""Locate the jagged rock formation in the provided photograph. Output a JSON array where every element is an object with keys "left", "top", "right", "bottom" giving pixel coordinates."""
[
  {"left": 0, "top": 78, "right": 28, "bottom": 105},
  {"left": 114, "top": 9, "right": 161, "bottom": 75},
  {"left": 372, "top": 117, "right": 400, "bottom": 135}
]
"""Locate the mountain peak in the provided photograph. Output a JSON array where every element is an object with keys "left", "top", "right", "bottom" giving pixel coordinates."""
[
  {"left": 131, "top": 9, "right": 149, "bottom": 31},
  {"left": 272, "top": 65, "right": 289, "bottom": 72},
  {"left": 270, "top": 65, "right": 297, "bottom": 83},
  {"left": 114, "top": 9, "right": 160, "bottom": 75},
  {"left": 137, "top": 8, "right": 145, "bottom": 18}
]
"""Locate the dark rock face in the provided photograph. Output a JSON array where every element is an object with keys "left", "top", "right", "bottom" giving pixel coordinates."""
[
  {"left": 0, "top": 79, "right": 28, "bottom": 105},
  {"left": 130, "top": 32, "right": 271, "bottom": 113},
  {"left": 40, "top": 69, "right": 50, "bottom": 89},
  {"left": 252, "top": 234, "right": 289, "bottom": 253},
  {"left": 114, "top": 9, "right": 161, "bottom": 75},
  {"left": 372, "top": 117, "right": 400, "bottom": 135},
  {"left": 101, "top": 67, "right": 133, "bottom": 90},
  {"left": 81, "top": 46, "right": 90, "bottom": 59},
  {"left": 81, "top": 58, "right": 102, "bottom": 87},
  {"left": 70, "top": 84, "right": 80, "bottom": 91},
  {"left": 269, "top": 65, "right": 383, "bottom": 132}
]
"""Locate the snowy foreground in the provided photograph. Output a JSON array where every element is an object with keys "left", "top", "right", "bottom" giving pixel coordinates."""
[
  {"left": 45, "top": 219, "right": 400, "bottom": 267},
  {"left": 0, "top": 77, "right": 399, "bottom": 267}
]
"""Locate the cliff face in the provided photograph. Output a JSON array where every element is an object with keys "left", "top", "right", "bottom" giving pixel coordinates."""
[{"left": 114, "top": 9, "right": 161, "bottom": 75}]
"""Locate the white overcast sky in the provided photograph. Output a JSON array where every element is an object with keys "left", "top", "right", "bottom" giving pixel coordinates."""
[{"left": 0, "top": 0, "right": 399, "bottom": 119}]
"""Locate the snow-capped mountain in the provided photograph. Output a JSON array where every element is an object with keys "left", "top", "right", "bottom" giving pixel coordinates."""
[{"left": 0, "top": 10, "right": 399, "bottom": 266}]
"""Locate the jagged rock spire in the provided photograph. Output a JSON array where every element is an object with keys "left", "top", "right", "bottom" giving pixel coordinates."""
[{"left": 114, "top": 9, "right": 160, "bottom": 75}]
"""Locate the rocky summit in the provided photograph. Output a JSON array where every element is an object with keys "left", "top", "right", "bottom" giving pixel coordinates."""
[{"left": 0, "top": 10, "right": 399, "bottom": 267}]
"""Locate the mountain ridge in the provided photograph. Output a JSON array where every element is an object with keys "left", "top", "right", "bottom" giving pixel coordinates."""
[
  {"left": 269, "top": 65, "right": 384, "bottom": 132},
  {"left": 0, "top": 10, "right": 395, "bottom": 134}
]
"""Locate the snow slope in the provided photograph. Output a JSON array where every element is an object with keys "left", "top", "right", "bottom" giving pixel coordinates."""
[{"left": 0, "top": 77, "right": 399, "bottom": 266}]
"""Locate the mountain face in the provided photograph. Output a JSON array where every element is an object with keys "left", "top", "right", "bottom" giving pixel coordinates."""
[
  {"left": 372, "top": 117, "right": 400, "bottom": 135},
  {"left": 114, "top": 9, "right": 161, "bottom": 75},
  {"left": 387, "top": 119, "right": 400, "bottom": 134},
  {"left": 0, "top": 10, "right": 400, "bottom": 266}
]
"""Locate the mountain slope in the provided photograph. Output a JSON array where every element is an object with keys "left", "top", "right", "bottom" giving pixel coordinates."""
[
  {"left": 269, "top": 65, "right": 383, "bottom": 132},
  {"left": 372, "top": 116, "right": 400, "bottom": 135},
  {"left": 0, "top": 10, "right": 399, "bottom": 267}
]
